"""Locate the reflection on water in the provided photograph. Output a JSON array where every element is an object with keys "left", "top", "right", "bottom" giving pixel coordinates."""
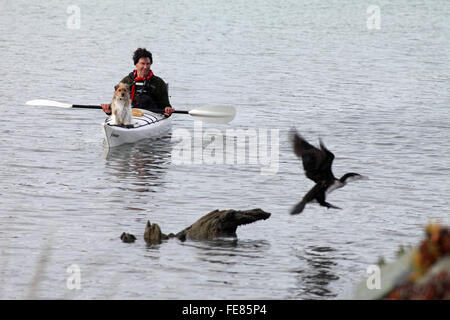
[
  {"left": 293, "top": 246, "right": 339, "bottom": 299},
  {"left": 186, "top": 239, "right": 270, "bottom": 255},
  {"left": 145, "top": 237, "right": 271, "bottom": 261},
  {"left": 188, "top": 240, "right": 271, "bottom": 270},
  {"left": 103, "top": 135, "right": 172, "bottom": 192}
]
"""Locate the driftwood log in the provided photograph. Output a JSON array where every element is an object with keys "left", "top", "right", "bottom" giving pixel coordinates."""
[{"left": 121, "top": 208, "right": 271, "bottom": 244}]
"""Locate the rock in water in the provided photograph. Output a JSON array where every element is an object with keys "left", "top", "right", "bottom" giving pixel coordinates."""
[{"left": 120, "top": 232, "right": 137, "bottom": 243}]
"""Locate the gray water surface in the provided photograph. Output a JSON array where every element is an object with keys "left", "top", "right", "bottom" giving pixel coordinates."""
[{"left": 0, "top": 0, "right": 449, "bottom": 299}]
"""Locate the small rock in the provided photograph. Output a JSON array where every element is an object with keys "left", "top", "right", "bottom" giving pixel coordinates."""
[{"left": 120, "top": 232, "right": 136, "bottom": 243}]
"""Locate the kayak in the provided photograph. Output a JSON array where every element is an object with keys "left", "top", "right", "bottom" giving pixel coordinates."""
[
  {"left": 102, "top": 109, "right": 172, "bottom": 148},
  {"left": 25, "top": 100, "right": 236, "bottom": 147}
]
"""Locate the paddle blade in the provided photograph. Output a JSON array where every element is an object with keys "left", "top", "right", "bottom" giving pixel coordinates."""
[
  {"left": 26, "top": 99, "right": 73, "bottom": 108},
  {"left": 188, "top": 105, "right": 236, "bottom": 124}
]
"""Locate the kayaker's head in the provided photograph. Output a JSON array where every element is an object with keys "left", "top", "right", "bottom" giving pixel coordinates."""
[{"left": 133, "top": 48, "right": 153, "bottom": 78}]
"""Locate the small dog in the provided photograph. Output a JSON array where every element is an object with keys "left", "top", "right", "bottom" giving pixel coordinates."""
[{"left": 111, "top": 82, "right": 132, "bottom": 126}]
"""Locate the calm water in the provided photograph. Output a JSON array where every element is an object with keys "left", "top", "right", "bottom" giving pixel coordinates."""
[{"left": 0, "top": 0, "right": 449, "bottom": 299}]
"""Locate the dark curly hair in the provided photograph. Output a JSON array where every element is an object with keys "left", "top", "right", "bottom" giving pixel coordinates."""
[{"left": 133, "top": 48, "right": 153, "bottom": 65}]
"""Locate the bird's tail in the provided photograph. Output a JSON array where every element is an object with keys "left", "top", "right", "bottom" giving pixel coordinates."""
[{"left": 290, "top": 200, "right": 306, "bottom": 215}]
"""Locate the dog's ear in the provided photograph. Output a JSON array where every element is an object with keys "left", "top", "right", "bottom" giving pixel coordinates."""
[{"left": 114, "top": 84, "right": 119, "bottom": 91}]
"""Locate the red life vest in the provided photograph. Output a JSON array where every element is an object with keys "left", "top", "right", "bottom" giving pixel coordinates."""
[{"left": 130, "top": 70, "right": 154, "bottom": 105}]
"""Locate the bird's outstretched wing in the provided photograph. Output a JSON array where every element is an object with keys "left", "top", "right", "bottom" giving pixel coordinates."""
[
  {"left": 291, "top": 130, "right": 335, "bottom": 183},
  {"left": 318, "top": 139, "right": 335, "bottom": 180}
]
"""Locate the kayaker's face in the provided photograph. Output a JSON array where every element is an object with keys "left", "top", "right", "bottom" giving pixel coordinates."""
[{"left": 136, "top": 57, "right": 151, "bottom": 78}]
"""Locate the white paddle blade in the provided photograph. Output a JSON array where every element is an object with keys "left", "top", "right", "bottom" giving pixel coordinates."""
[
  {"left": 188, "top": 105, "right": 236, "bottom": 124},
  {"left": 26, "top": 99, "right": 73, "bottom": 108}
]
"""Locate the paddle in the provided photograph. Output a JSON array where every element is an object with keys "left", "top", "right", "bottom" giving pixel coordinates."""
[{"left": 25, "top": 99, "right": 236, "bottom": 124}]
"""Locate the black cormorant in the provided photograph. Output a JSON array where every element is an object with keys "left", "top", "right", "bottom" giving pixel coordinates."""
[{"left": 290, "top": 130, "right": 367, "bottom": 214}]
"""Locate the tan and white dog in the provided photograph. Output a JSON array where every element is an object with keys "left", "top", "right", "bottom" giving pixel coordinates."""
[{"left": 111, "top": 82, "right": 132, "bottom": 126}]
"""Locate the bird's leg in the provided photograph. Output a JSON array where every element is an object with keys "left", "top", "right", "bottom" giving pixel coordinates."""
[
  {"left": 315, "top": 186, "right": 341, "bottom": 210},
  {"left": 319, "top": 200, "right": 341, "bottom": 210}
]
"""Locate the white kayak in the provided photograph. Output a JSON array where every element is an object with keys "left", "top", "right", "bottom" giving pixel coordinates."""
[
  {"left": 102, "top": 109, "right": 172, "bottom": 148},
  {"left": 25, "top": 100, "right": 236, "bottom": 147}
]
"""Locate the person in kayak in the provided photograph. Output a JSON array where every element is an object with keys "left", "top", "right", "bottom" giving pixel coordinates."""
[{"left": 101, "top": 48, "right": 174, "bottom": 117}]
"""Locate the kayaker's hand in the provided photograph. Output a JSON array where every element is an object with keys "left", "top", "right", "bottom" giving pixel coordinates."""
[
  {"left": 164, "top": 107, "right": 174, "bottom": 116},
  {"left": 101, "top": 103, "right": 111, "bottom": 115}
]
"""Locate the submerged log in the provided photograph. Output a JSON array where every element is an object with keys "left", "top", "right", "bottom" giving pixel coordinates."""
[
  {"left": 144, "top": 220, "right": 169, "bottom": 245},
  {"left": 175, "top": 208, "right": 271, "bottom": 241},
  {"left": 122, "top": 208, "right": 271, "bottom": 244}
]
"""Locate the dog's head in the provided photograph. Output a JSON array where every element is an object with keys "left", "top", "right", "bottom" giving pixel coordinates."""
[{"left": 114, "top": 83, "right": 130, "bottom": 100}]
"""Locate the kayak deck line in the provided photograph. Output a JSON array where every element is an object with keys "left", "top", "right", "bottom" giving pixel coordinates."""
[{"left": 103, "top": 112, "right": 168, "bottom": 129}]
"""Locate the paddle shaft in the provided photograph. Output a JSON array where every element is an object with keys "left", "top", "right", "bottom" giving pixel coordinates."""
[
  {"left": 26, "top": 99, "right": 235, "bottom": 123},
  {"left": 73, "top": 104, "right": 102, "bottom": 109},
  {"left": 72, "top": 105, "right": 189, "bottom": 115}
]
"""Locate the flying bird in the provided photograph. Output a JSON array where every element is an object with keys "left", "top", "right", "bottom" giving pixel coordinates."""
[{"left": 290, "top": 130, "right": 367, "bottom": 214}]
